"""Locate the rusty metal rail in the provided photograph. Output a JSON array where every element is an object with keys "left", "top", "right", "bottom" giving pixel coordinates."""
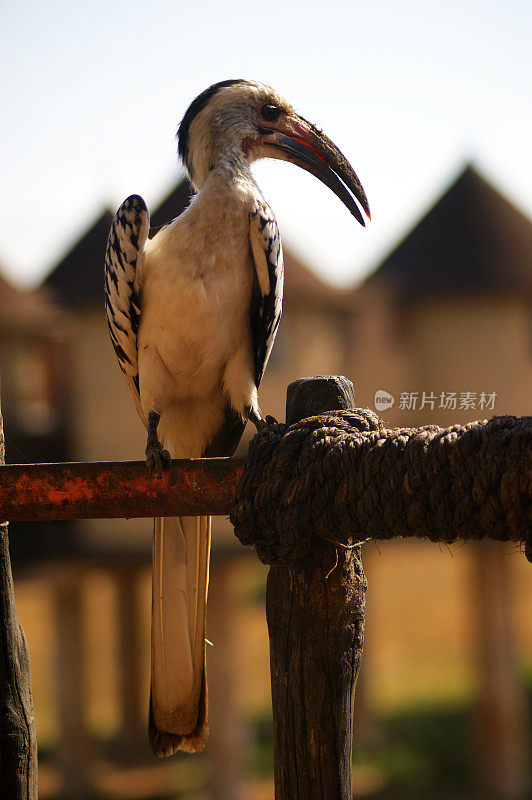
[{"left": 0, "top": 458, "right": 245, "bottom": 522}]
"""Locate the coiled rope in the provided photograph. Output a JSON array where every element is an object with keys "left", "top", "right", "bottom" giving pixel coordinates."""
[{"left": 231, "top": 411, "right": 532, "bottom": 566}]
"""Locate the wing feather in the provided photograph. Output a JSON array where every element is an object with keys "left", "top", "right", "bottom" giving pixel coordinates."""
[
  {"left": 104, "top": 194, "right": 149, "bottom": 424},
  {"left": 249, "top": 200, "right": 284, "bottom": 386}
]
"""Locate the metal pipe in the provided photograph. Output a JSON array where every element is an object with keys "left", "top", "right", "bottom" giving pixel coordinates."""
[{"left": 0, "top": 457, "right": 245, "bottom": 521}]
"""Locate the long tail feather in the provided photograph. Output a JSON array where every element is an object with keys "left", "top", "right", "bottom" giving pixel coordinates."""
[{"left": 149, "top": 514, "right": 211, "bottom": 756}]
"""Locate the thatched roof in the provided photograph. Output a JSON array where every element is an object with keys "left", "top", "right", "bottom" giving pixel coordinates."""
[
  {"left": 364, "top": 165, "right": 532, "bottom": 298},
  {"left": 43, "top": 209, "right": 115, "bottom": 306}
]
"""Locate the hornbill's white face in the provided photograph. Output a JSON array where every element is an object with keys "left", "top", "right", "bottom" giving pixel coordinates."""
[{"left": 178, "top": 79, "right": 370, "bottom": 226}]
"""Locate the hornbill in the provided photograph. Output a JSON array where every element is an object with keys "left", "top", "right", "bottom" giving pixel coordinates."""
[{"left": 104, "top": 79, "right": 370, "bottom": 757}]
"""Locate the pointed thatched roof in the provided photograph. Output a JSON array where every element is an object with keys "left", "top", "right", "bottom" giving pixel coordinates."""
[
  {"left": 43, "top": 178, "right": 349, "bottom": 311},
  {"left": 364, "top": 165, "right": 532, "bottom": 298},
  {"left": 44, "top": 209, "right": 115, "bottom": 306}
]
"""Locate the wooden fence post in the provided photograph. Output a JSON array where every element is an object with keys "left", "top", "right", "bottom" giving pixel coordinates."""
[
  {"left": 54, "top": 565, "right": 93, "bottom": 799},
  {"left": 472, "top": 541, "right": 531, "bottom": 799},
  {"left": 266, "top": 376, "right": 367, "bottom": 800},
  {"left": 0, "top": 400, "right": 38, "bottom": 798},
  {"left": 114, "top": 564, "right": 147, "bottom": 758},
  {"left": 207, "top": 556, "right": 247, "bottom": 800}
]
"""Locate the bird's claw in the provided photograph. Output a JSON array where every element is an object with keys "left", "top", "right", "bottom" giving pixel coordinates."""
[
  {"left": 247, "top": 408, "right": 278, "bottom": 432},
  {"left": 257, "top": 414, "right": 278, "bottom": 430},
  {"left": 146, "top": 445, "right": 171, "bottom": 478}
]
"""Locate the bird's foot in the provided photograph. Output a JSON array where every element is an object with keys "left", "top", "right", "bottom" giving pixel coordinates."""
[
  {"left": 246, "top": 408, "right": 278, "bottom": 433},
  {"left": 146, "top": 410, "right": 171, "bottom": 477},
  {"left": 146, "top": 442, "right": 171, "bottom": 478}
]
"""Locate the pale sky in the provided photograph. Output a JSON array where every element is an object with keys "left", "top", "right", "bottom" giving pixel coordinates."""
[{"left": 1, "top": 0, "right": 531, "bottom": 288}]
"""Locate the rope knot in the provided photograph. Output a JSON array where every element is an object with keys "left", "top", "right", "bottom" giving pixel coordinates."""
[{"left": 231, "top": 409, "right": 383, "bottom": 565}]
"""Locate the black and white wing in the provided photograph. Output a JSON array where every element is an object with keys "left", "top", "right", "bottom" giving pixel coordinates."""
[
  {"left": 249, "top": 199, "right": 284, "bottom": 386},
  {"left": 104, "top": 194, "right": 148, "bottom": 424}
]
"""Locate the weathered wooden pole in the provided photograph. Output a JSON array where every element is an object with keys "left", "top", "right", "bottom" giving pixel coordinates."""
[
  {"left": 207, "top": 556, "right": 247, "bottom": 800},
  {"left": 54, "top": 566, "right": 93, "bottom": 799},
  {"left": 266, "top": 376, "right": 367, "bottom": 800},
  {"left": 115, "top": 565, "right": 146, "bottom": 757},
  {"left": 0, "top": 401, "right": 38, "bottom": 798},
  {"left": 472, "top": 541, "right": 531, "bottom": 799}
]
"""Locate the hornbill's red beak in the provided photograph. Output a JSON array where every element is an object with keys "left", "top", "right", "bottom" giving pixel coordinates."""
[{"left": 262, "top": 114, "right": 370, "bottom": 226}]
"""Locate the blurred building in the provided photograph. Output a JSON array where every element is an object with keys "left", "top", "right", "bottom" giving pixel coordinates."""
[
  {"left": 2, "top": 163, "right": 531, "bottom": 799},
  {"left": 0, "top": 272, "right": 79, "bottom": 560},
  {"left": 0, "top": 271, "right": 69, "bottom": 462}
]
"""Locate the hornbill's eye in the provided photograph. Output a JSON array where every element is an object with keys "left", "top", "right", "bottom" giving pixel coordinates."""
[{"left": 261, "top": 103, "right": 281, "bottom": 123}]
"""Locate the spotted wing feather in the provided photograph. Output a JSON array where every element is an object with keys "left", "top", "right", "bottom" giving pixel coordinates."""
[
  {"left": 249, "top": 200, "right": 284, "bottom": 386},
  {"left": 104, "top": 194, "right": 148, "bottom": 423}
]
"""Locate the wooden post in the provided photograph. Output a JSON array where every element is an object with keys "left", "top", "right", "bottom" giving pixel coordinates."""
[
  {"left": 0, "top": 396, "right": 37, "bottom": 800},
  {"left": 472, "top": 541, "right": 531, "bottom": 799},
  {"left": 207, "top": 556, "right": 247, "bottom": 800},
  {"left": 0, "top": 400, "right": 38, "bottom": 798},
  {"left": 54, "top": 566, "right": 93, "bottom": 799},
  {"left": 115, "top": 565, "right": 146, "bottom": 758},
  {"left": 266, "top": 376, "right": 367, "bottom": 800}
]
